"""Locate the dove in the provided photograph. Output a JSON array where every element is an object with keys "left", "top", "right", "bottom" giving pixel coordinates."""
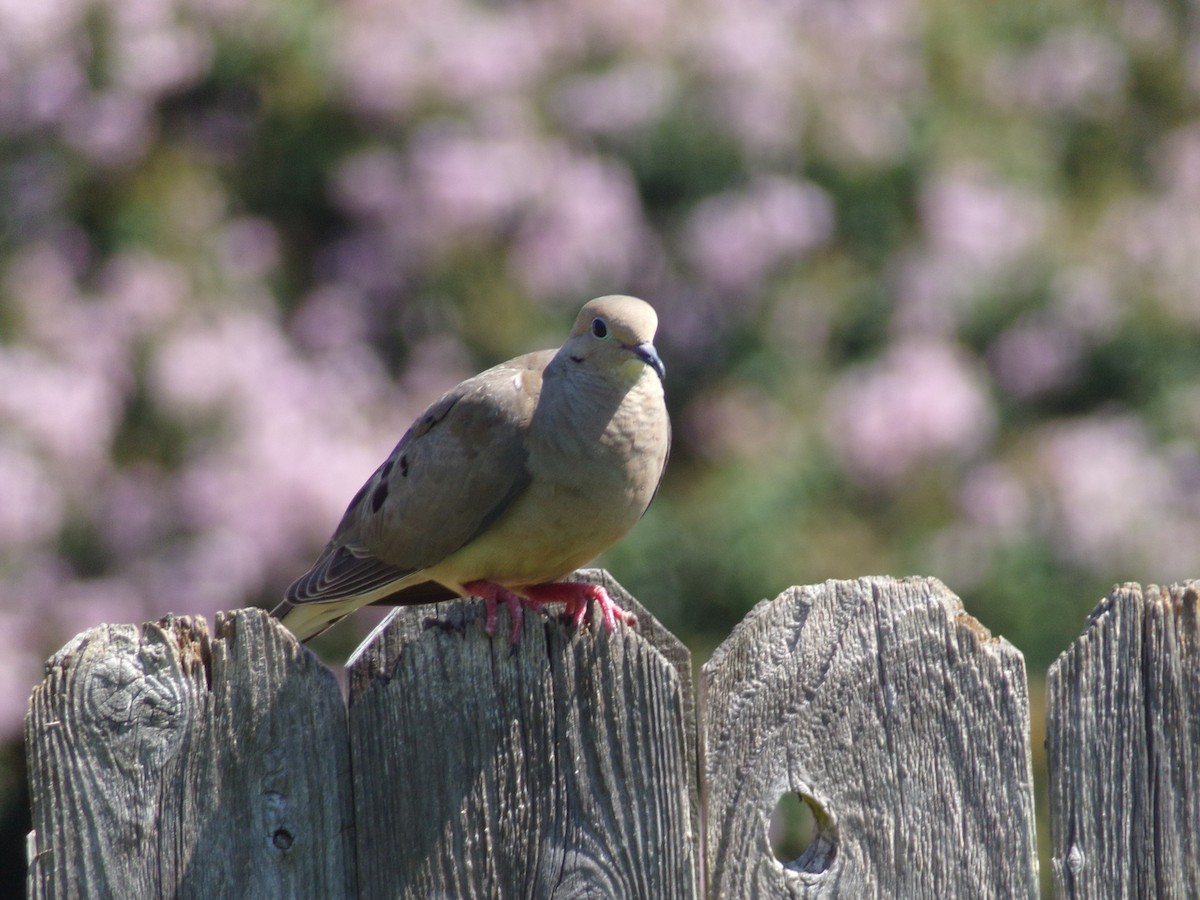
[{"left": 272, "top": 295, "right": 669, "bottom": 643}]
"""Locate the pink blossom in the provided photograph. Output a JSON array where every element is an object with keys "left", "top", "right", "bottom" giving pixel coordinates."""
[
  {"left": 62, "top": 91, "right": 154, "bottom": 167},
  {"left": 333, "top": 0, "right": 554, "bottom": 116},
  {"left": 920, "top": 165, "right": 1048, "bottom": 276},
  {"left": 1035, "top": 416, "right": 1200, "bottom": 576},
  {"left": 1101, "top": 181, "right": 1200, "bottom": 327},
  {"left": 4, "top": 240, "right": 88, "bottom": 337},
  {"left": 510, "top": 154, "right": 648, "bottom": 299},
  {"left": 0, "top": 607, "right": 45, "bottom": 740},
  {"left": 20, "top": 53, "right": 86, "bottom": 127},
  {"left": 1113, "top": 0, "right": 1173, "bottom": 50},
  {"left": 689, "top": 4, "right": 807, "bottom": 154},
  {"left": 0, "top": 439, "right": 63, "bottom": 548},
  {"left": 0, "top": 0, "right": 84, "bottom": 58},
  {"left": 988, "top": 315, "right": 1083, "bottom": 398},
  {"left": 51, "top": 576, "right": 151, "bottom": 634},
  {"left": 685, "top": 177, "right": 833, "bottom": 291},
  {"left": 0, "top": 347, "right": 123, "bottom": 472},
  {"left": 291, "top": 285, "right": 371, "bottom": 352},
  {"left": 112, "top": 22, "right": 213, "bottom": 96},
  {"left": 825, "top": 340, "right": 995, "bottom": 485},
  {"left": 552, "top": 0, "right": 677, "bottom": 52},
  {"left": 98, "top": 467, "right": 176, "bottom": 560},
  {"left": 958, "top": 463, "right": 1031, "bottom": 536},
  {"left": 99, "top": 252, "right": 190, "bottom": 332},
  {"left": 148, "top": 307, "right": 429, "bottom": 605},
  {"left": 216, "top": 217, "right": 281, "bottom": 283},
  {"left": 985, "top": 28, "right": 1127, "bottom": 117},
  {"left": 407, "top": 125, "right": 545, "bottom": 241},
  {"left": 890, "top": 251, "right": 979, "bottom": 336},
  {"left": 551, "top": 62, "right": 677, "bottom": 135},
  {"left": 689, "top": 0, "right": 923, "bottom": 159},
  {"left": 816, "top": 100, "right": 912, "bottom": 166},
  {"left": 1155, "top": 124, "right": 1200, "bottom": 197},
  {"left": 332, "top": 148, "right": 410, "bottom": 221}
]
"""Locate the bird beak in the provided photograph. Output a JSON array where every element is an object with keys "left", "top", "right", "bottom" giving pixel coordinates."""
[{"left": 630, "top": 341, "right": 666, "bottom": 380}]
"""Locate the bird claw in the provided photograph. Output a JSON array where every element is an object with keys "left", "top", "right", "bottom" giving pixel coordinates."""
[
  {"left": 523, "top": 582, "right": 638, "bottom": 634},
  {"left": 465, "top": 581, "right": 533, "bottom": 644},
  {"left": 464, "top": 580, "right": 635, "bottom": 644}
]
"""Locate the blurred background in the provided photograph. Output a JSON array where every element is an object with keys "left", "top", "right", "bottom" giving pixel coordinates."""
[{"left": 2, "top": 0, "right": 1199, "bottom": 889}]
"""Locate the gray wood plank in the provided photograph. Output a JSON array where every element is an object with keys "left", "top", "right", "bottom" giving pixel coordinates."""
[
  {"left": 1046, "top": 581, "right": 1200, "bottom": 899},
  {"left": 702, "top": 576, "right": 1038, "bottom": 898},
  {"left": 347, "top": 569, "right": 698, "bottom": 899},
  {"left": 26, "top": 609, "right": 354, "bottom": 899}
]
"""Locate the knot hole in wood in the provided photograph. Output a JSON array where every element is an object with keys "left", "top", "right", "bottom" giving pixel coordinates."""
[{"left": 770, "top": 789, "right": 836, "bottom": 876}]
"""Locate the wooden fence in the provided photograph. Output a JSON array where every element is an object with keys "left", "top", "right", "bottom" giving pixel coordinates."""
[{"left": 24, "top": 570, "right": 1200, "bottom": 898}]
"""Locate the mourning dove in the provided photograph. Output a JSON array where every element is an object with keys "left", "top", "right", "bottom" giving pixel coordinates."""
[{"left": 273, "top": 295, "right": 669, "bottom": 642}]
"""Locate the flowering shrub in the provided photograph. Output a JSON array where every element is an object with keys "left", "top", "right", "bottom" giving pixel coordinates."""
[{"left": 1, "top": 0, "right": 1198, "bottom": 748}]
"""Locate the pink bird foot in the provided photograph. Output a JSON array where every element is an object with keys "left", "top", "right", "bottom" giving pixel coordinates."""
[
  {"left": 520, "top": 581, "right": 638, "bottom": 633},
  {"left": 463, "top": 580, "right": 637, "bottom": 643},
  {"left": 463, "top": 581, "right": 547, "bottom": 644}
]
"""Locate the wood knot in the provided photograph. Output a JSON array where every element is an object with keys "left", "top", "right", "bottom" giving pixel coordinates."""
[{"left": 83, "top": 644, "right": 187, "bottom": 762}]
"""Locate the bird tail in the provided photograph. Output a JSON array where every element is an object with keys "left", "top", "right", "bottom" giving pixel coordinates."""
[
  {"left": 269, "top": 598, "right": 353, "bottom": 642},
  {"left": 271, "top": 581, "right": 461, "bottom": 642}
]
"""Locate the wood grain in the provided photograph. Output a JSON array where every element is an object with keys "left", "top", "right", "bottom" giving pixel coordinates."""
[
  {"left": 701, "top": 576, "right": 1038, "bottom": 898},
  {"left": 26, "top": 609, "right": 354, "bottom": 899},
  {"left": 1046, "top": 581, "right": 1200, "bottom": 898},
  {"left": 346, "top": 569, "right": 698, "bottom": 899}
]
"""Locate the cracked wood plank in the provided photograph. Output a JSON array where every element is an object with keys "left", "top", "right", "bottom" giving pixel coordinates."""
[
  {"left": 26, "top": 609, "right": 354, "bottom": 898},
  {"left": 346, "top": 569, "right": 699, "bottom": 899},
  {"left": 1046, "top": 581, "right": 1200, "bottom": 898},
  {"left": 702, "top": 576, "right": 1038, "bottom": 898}
]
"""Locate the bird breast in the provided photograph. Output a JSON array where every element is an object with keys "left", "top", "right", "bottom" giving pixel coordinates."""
[{"left": 452, "top": 367, "right": 666, "bottom": 586}]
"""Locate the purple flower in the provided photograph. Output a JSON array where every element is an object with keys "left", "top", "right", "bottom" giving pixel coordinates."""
[
  {"left": 685, "top": 177, "right": 833, "bottom": 291},
  {"left": 825, "top": 339, "right": 995, "bottom": 485},
  {"left": 958, "top": 462, "right": 1030, "bottom": 536},
  {"left": 920, "top": 165, "right": 1048, "bottom": 276},
  {"left": 984, "top": 28, "right": 1127, "bottom": 117},
  {"left": 1035, "top": 415, "right": 1200, "bottom": 575},
  {"left": 509, "top": 153, "right": 648, "bottom": 299},
  {"left": 987, "top": 314, "right": 1084, "bottom": 399},
  {"left": 0, "top": 439, "right": 63, "bottom": 548},
  {"left": 551, "top": 62, "right": 677, "bottom": 136}
]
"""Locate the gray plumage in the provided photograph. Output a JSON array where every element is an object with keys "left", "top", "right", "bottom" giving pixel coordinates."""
[{"left": 273, "top": 295, "right": 670, "bottom": 641}]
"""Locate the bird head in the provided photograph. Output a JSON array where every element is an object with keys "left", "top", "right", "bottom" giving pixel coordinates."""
[{"left": 561, "top": 295, "right": 666, "bottom": 383}]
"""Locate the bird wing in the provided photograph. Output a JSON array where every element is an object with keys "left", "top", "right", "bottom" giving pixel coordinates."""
[{"left": 284, "top": 350, "right": 554, "bottom": 605}]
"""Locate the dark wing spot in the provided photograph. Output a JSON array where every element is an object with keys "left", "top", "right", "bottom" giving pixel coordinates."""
[
  {"left": 379, "top": 459, "right": 393, "bottom": 479},
  {"left": 399, "top": 454, "right": 409, "bottom": 477},
  {"left": 371, "top": 481, "right": 389, "bottom": 513}
]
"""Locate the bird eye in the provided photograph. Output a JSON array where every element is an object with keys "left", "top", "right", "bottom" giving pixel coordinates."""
[{"left": 591, "top": 317, "right": 608, "bottom": 338}]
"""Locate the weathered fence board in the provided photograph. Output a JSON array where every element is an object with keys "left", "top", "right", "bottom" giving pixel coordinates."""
[
  {"left": 26, "top": 609, "right": 354, "bottom": 899},
  {"left": 1046, "top": 581, "right": 1200, "bottom": 899},
  {"left": 701, "top": 576, "right": 1038, "bottom": 897},
  {"left": 26, "top": 573, "right": 1200, "bottom": 898},
  {"left": 345, "top": 569, "right": 699, "bottom": 899}
]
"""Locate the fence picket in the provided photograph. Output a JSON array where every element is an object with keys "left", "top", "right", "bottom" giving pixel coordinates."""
[
  {"left": 26, "top": 610, "right": 354, "bottom": 899},
  {"left": 346, "top": 569, "right": 699, "bottom": 899},
  {"left": 1046, "top": 581, "right": 1200, "bottom": 898},
  {"left": 701, "top": 577, "right": 1038, "bottom": 897}
]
